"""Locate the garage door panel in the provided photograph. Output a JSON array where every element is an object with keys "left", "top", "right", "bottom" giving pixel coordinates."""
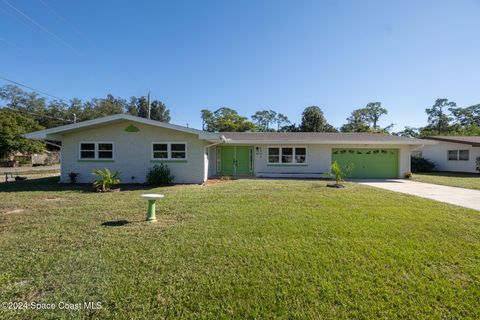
[{"left": 332, "top": 149, "right": 398, "bottom": 179}]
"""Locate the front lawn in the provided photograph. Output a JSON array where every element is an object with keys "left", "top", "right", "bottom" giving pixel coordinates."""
[
  {"left": 0, "top": 178, "right": 479, "bottom": 319},
  {"left": 413, "top": 171, "right": 480, "bottom": 190}
]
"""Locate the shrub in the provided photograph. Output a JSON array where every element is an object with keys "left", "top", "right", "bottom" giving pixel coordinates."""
[
  {"left": 411, "top": 157, "right": 435, "bottom": 173},
  {"left": 329, "top": 161, "right": 353, "bottom": 186},
  {"left": 92, "top": 168, "right": 121, "bottom": 192},
  {"left": 476, "top": 157, "right": 480, "bottom": 172},
  {"left": 68, "top": 172, "right": 79, "bottom": 184},
  {"left": 146, "top": 164, "right": 174, "bottom": 185},
  {"left": 404, "top": 172, "right": 413, "bottom": 179}
]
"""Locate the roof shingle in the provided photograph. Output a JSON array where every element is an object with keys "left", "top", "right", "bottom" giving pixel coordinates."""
[{"left": 221, "top": 132, "right": 428, "bottom": 145}]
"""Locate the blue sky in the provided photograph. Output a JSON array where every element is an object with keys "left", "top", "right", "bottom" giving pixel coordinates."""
[{"left": 1, "top": 0, "right": 479, "bottom": 131}]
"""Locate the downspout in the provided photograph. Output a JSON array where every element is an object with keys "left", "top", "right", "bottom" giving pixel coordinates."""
[{"left": 203, "top": 135, "right": 227, "bottom": 183}]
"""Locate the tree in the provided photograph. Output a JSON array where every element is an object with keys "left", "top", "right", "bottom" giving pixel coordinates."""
[
  {"left": 200, "top": 107, "right": 256, "bottom": 132},
  {"left": 0, "top": 85, "right": 53, "bottom": 127},
  {"left": 364, "top": 102, "right": 387, "bottom": 130},
  {"left": 341, "top": 103, "right": 392, "bottom": 133},
  {"left": 275, "top": 113, "right": 290, "bottom": 131},
  {"left": 251, "top": 110, "right": 277, "bottom": 131},
  {"left": 126, "top": 97, "right": 139, "bottom": 116},
  {"left": 200, "top": 109, "right": 214, "bottom": 131},
  {"left": 279, "top": 123, "right": 299, "bottom": 132},
  {"left": 449, "top": 104, "right": 480, "bottom": 127},
  {"left": 75, "top": 94, "right": 126, "bottom": 121},
  {"left": 149, "top": 100, "right": 170, "bottom": 122},
  {"left": 300, "top": 106, "right": 337, "bottom": 132},
  {"left": 133, "top": 96, "right": 149, "bottom": 118},
  {"left": 424, "top": 98, "right": 456, "bottom": 134},
  {"left": 340, "top": 108, "right": 370, "bottom": 132},
  {"left": 0, "top": 109, "right": 44, "bottom": 159},
  {"left": 124, "top": 96, "right": 170, "bottom": 121},
  {"left": 394, "top": 126, "right": 420, "bottom": 138},
  {"left": 66, "top": 98, "right": 83, "bottom": 122}
]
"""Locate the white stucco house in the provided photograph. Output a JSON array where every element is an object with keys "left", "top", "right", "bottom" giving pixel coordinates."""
[
  {"left": 418, "top": 136, "right": 480, "bottom": 173},
  {"left": 25, "top": 114, "right": 431, "bottom": 183}
]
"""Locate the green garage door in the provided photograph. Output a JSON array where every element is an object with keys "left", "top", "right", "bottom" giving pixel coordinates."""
[{"left": 332, "top": 148, "right": 399, "bottom": 179}]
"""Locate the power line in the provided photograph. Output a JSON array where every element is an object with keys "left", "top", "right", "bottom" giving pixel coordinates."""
[
  {"left": 2, "top": 0, "right": 80, "bottom": 54},
  {"left": 0, "top": 76, "right": 68, "bottom": 101},
  {"left": 3, "top": 106, "right": 72, "bottom": 122},
  {"left": 38, "top": 0, "right": 94, "bottom": 46}
]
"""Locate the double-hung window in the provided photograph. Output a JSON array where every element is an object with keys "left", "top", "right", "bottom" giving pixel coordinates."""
[
  {"left": 268, "top": 147, "right": 307, "bottom": 164},
  {"left": 79, "top": 142, "right": 114, "bottom": 160},
  {"left": 152, "top": 143, "right": 187, "bottom": 160},
  {"left": 448, "top": 150, "right": 469, "bottom": 161}
]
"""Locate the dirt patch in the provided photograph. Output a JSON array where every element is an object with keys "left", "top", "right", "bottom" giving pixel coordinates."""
[
  {"left": 2, "top": 208, "right": 25, "bottom": 214},
  {"left": 205, "top": 179, "right": 233, "bottom": 185},
  {"left": 44, "top": 197, "right": 65, "bottom": 202}
]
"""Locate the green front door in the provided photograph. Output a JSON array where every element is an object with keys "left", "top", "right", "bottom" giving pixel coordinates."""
[
  {"left": 220, "top": 146, "right": 235, "bottom": 175},
  {"left": 235, "top": 146, "right": 251, "bottom": 174},
  {"left": 332, "top": 148, "right": 399, "bottom": 179},
  {"left": 218, "top": 146, "right": 252, "bottom": 176}
]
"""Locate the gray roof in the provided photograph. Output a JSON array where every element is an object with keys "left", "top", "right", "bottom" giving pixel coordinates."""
[
  {"left": 422, "top": 136, "right": 480, "bottom": 146},
  {"left": 24, "top": 114, "right": 220, "bottom": 141},
  {"left": 222, "top": 132, "right": 429, "bottom": 145}
]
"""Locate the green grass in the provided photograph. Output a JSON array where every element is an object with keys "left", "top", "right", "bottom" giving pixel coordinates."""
[
  {"left": 1, "top": 171, "right": 60, "bottom": 184},
  {"left": 413, "top": 171, "right": 480, "bottom": 190},
  {"left": 0, "top": 178, "right": 479, "bottom": 319}
]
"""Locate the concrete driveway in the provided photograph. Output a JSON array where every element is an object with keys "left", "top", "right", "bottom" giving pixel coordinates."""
[{"left": 357, "top": 179, "right": 480, "bottom": 211}]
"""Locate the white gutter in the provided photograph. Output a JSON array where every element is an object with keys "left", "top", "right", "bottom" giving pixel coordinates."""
[{"left": 45, "top": 141, "right": 62, "bottom": 149}]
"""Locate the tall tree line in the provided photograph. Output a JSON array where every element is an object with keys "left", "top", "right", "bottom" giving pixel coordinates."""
[
  {"left": 0, "top": 84, "right": 171, "bottom": 128},
  {"left": 396, "top": 98, "right": 480, "bottom": 137},
  {"left": 200, "top": 106, "right": 337, "bottom": 133},
  {"left": 0, "top": 84, "right": 171, "bottom": 159}
]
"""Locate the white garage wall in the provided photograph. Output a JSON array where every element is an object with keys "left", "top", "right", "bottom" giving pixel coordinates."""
[
  {"left": 421, "top": 142, "right": 480, "bottom": 173},
  {"left": 60, "top": 121, "right": 207, "bottom": 184}
]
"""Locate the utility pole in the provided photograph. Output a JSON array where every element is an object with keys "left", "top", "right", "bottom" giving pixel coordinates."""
[{"left": 147, "top": 91, "right": 151, "bottom": 119}]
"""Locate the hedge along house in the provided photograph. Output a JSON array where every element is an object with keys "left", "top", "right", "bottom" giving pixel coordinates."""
[{"left": 25, "top": 114, "right": 432, "bottom": 183}]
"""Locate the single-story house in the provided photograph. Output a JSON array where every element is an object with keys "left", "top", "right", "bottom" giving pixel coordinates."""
[
  {"left": 25, "top": 114, "right": 432, "bottom": 183},
  {"left": 418, "top": 136, "right": 480, "bottom": 173}
]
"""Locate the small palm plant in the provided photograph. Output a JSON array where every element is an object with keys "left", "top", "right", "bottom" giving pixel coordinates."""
[
  {"left": 92, "top": 168, "right": 121, "bottom": 192},
  {"left": 328, "top": 161, "right": 353, "bottom": 188}
]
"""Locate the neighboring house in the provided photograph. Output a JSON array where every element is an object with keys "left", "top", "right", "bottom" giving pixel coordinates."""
[
  {"left": 419, "top": 136, "right": 480, "bottom": 173},
  {"left": 25, "top": 114, "right": 430, "bottom": 183}
]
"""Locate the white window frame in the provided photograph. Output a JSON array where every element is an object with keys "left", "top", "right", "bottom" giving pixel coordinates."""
[
  {"left": 151, "top": 142, "right": 188, "bottom": 161},
  {"left": 78, "top": 141, "right": 114, "bottom": 160},
  {"left": 267, "top": 146, "right": 308, "bottom": 165},
  {"left": 447, "top": 149, "right": 469, "bottom": 161}
]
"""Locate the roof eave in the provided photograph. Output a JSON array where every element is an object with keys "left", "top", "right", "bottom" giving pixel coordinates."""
[
  {"left": 223, "top": 140, "right": 431, "bottom": 145},
  {"left": 422, "top": 137, "right": 480, "bottom": 147}
]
